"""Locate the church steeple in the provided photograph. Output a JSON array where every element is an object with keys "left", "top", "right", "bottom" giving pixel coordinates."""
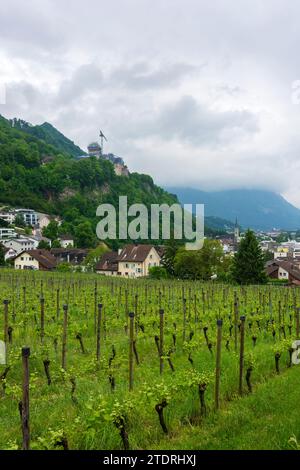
[{"left": 234, "top": 217, "right": 239, "bottom": 245}]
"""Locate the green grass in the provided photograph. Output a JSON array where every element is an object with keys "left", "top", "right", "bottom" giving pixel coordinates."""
[
  {"left": 0, "top": 270, "right": 300, "bottom": 450},
  {"left": 155, "top": 365, "right": 300, "bottom": 450}
]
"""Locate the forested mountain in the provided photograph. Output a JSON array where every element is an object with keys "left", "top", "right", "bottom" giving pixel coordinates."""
[
  {"left": 9, "top": 118, "right": 85, "bottom": 157},
  {"left": 167, "top": 187, "right": 300, "bottom": 231},
  {"left": 0, "top": 115, "right": 178, "bottom": 248}
]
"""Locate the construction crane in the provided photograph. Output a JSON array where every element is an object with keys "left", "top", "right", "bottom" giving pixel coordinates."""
[{"left": 99, "top": 130, "right": 108, "bottom": 155}]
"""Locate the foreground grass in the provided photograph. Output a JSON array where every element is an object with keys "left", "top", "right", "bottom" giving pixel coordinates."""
[{"left": 154, "top": 365, "right": 300, "bottom": 450}]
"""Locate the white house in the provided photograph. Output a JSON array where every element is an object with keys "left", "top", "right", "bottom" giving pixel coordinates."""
[
  {"left": 0, "top": 228, "right": 17, "bottom": 240},
  {"left": 0, "top": 212, "right": 15, "bottom": 224},
  {"left": 1, "top": 245, "right": 17, "bottom": 261},
  {"left": 58, "top": 235, "right": 74, "bottom": 248},
  {"left": 14, "top": 249, "right": 57, "bottom": 271},
  {"left": 2, "top": 237, "right": 37, "bottom": 254},
  {"left": 14, "top": 209, "right": 38, "bottom": 226},
  {"left": 117, "top": 244, "right": 162, "bottom": 278}
]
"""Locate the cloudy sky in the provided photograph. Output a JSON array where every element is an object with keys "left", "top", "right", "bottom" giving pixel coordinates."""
[{"left": 1, "top": 1, "right": 300, "bottom": 205}]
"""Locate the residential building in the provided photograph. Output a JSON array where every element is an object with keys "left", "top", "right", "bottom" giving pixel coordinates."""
[
  {"left": 1, "top": 245, "right": 17, "bottom": 262},
  {"left": 14, "top": 249, "right": 57, "bottom": 271},
  {"left": 0, "top": 212, "right": 15, "bottom": 224},
  {"left": 117, "top": 244, "right": 162, "bottom": 277},
  {"left": 58, "top": 234, "right": 75, "bottom": 248},
  {"left": 2, "top": 237, "right": 37, "bottom": 254},
  {"left": 0, "top": 228, "right": 17, "bottom": 239},
  {"left": 51, "top": 248, "right": 89, "bottom": 266},
  {"left": 274, "top": 247, "right": 289, "bottom": 259},
  {"left": 14, "top": 209, "right": 38, "bottom": 226},
  {"left": 95, "top": 251, "right": 118, "bottom": 276},
  {"left": 266, "top": 260, "right": 300, "bottom": 285}
]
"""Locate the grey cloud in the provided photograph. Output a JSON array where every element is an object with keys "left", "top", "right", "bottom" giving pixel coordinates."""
[
  {"left": 155, "top": 96, "right": 259, "bottom": 145},
  {"left": 57, "top": 64, "right": 104, "bottom": 104},
  {"left": 113, "top": 96, "right": 259, "bottom": 146},
  {"left": 109, "top": 62, "right": 199, "bottom": 90},
  {"left": 2, "top": 0, "right": 300, "bottom": 204}
]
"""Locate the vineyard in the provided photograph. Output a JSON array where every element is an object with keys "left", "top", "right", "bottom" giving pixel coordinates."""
[{"left": 0, "top": 269, "right": 299, "bottom": 450}]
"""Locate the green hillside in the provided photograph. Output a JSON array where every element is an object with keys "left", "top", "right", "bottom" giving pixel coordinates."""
[
  {"left": 0, "top": 115, "right": 178, "bottom": 248},
  {"left": 9, "top": 118, "right": 85, "bottom": 157}
]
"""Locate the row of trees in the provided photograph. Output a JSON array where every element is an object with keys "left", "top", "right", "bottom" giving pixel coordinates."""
[{"left": 150, "top": 230, "right": 267, "bottom": 285}]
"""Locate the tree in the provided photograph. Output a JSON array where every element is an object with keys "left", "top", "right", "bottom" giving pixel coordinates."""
[
  {"left": 0, "top": 218, "right": 9, "bottom": 228},
  {"left": 42, "top": 220, "right": 59, "bottom": 241},
  {"left": 0, "top": 244, "right": 5, "bottom": 266},
  {"left": 231, "top": 229, "right": 267, "bottom": 285},
  {"left": 75, "top": 221, "right": 96, "bottom": 248},
  {"left": 57, "top": 262, "right": 72, "bottom": 272},
  {"left": 161, "top": 236, "right": 182, "bottom": 277},
  {"left": 264, "top": 250, "right": 274, "bottom": 263},
  {"left": 14, "top": 214, "right": 26, "bottom": 228},
  {"left": 149, "top": 266, "right": 169, "bottom": 279},
  {"left": 83, "top": 243, "right": 109, "bottom": 272},
  {"left": 174, "top": 239, "right": 224, "bottom": 280},
  {"left": 38, "top": 240, "right": 50, "bottom": 250}
]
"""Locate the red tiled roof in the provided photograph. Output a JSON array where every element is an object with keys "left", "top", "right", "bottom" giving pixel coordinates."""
[
  {"left": 117, "top": 244, "right": 158, "bottom": 263},
  {"left": 17, "top": 249, "right": 57, "bottom": 269},
  {"left": 96, "top": 251, "right": 118, "bottom": 272}
]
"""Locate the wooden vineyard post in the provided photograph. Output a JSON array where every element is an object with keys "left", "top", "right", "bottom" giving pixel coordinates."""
[
  {"left": 278, "top": 300, "right": 282, "bottom": 340},
  {"left": 159, "top": 309, "right": 164, "bottom": 375},
  {"left": 215, "top": 319, "right": 223, "bottom": 410},
  {"left": 56, "top": 288, "right": 60, "bottom": 320},
  {"left": 182, "top": 298, "right": 187, "bottom": 343},
  {"left": 3, "top": 300, "right": 9, "bottom": 345},
  {"left": 23, "top": 286, "right": 26, "bottom": 313},
  {"left": 296, "top": 307, "right": 300, "bottom": 339},
  {"left": 239, "top": 316, "right": 246, "bottom": 395},
  {"left": 96, "top": 303, "right": 102, "bottom": 366},
  {"left": 21, "top": 347, "right": 30, "bottom": 450},
  {"left": 234, "top": 292, "right": 238, "bottom": 352},
  {"left": 125, "top": 289, "right": 128, "bottom": 321},
  {"left": 134, "top": 294, "right": 138, "bottom": 334},
  {"left": 62, "top": 305, "right": 68, "bottom": 370},
  {"left": 129, "top": 312, "right": 134, "bottom": 391},
  {"left": 40, "top": 297, "right": 45, "bottom": 344},
  {"left": 94, "top": 282, "right": 97, "bottom": 334}
]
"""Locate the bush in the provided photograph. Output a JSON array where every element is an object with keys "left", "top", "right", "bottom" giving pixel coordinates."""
[{"left": 148, "top": 266, "right": 169, "bottom": 279}]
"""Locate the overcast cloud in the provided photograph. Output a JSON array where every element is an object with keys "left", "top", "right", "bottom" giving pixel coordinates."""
[{"left": 1, "top": 0, "right": 300, "bottom": 205}]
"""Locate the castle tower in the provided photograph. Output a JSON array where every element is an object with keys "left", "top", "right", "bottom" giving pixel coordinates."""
[{"left": 87, "top": 142, "right": 101, "bottom": 158}]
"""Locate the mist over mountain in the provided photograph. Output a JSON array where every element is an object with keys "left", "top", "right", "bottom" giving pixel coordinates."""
[{"left": 166, "top": 187, "right": 300, "bottom": 231}]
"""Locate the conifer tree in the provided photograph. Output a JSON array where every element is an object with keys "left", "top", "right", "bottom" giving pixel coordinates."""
[
  {"left": 231, "top": 229, "right": 267, "bottom": 284},
  {"left": 0, "top": 244, "right": 5, "bottom": 266}
]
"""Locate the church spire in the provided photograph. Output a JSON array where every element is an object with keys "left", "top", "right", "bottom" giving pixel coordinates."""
[{"left": 234, "top": 217, "right": 239, "bottom": 245}]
